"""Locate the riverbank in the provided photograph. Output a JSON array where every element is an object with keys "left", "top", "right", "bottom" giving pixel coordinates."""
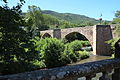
[{"left": 69, "top": 55, "right": 111, "bottom": 65}]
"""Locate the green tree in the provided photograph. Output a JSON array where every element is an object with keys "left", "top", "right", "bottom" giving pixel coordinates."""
[
  {"left": 43, "top": 14, "right": 60, "bottom": 29},
  {"left": 114, "top": 11, "right": 120, "bottom": 25},
  {"left": 113, "top": 11, "right": 120, "bottom": 36},
  {"left": 0, "top": 1, "right": 41, "bottom": 75},
  {"left": 1, "top": 0, "right": 25, "bottom": 3},
  {"left": 25, "top": 5, "right": 49, "bottom": 38}
]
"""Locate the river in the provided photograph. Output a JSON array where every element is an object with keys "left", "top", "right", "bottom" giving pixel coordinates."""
[{"left": 70, "top": 55, "right": 111, "bottom": 65}]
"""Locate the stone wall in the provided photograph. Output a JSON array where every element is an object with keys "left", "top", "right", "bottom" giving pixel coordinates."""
[{"left": 0, "top": 58, "right": 120, "bottom": 80}]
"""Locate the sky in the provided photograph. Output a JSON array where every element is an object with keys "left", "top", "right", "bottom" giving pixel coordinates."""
[{"left": 0, "top": 0, "right": 120, "bottom": 21}]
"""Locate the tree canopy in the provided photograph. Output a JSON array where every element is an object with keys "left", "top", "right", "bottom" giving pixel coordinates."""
[
  {"left": 114, "top": 11, "right": 120, "bottom": 26},
  {"left": 113, "top": 11, "right": 120, "bottom": 36},
  {"left": 1, "top": 0, "right": 25, "bottom": 3},
  {"left": 0, "top": 0, "right": 41, "bottom": 74}
]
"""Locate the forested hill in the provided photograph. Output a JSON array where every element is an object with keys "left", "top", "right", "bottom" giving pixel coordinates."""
[
  {"left": 42, "top": 10, "right": 100, "bottom": 25},
  {"left": 22, "top": 8, "right": 111, "bottom": 30}
]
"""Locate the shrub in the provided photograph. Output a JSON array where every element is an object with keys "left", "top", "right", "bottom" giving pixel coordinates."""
[
  {"left": 79, "top": 40, "right": 90, "bottom": 46},
  {"left": 69, "top": 40, "right": 83, "bottom": 51},
  {"left": 0, "top": 39, "right": 41, "bottom": 75},
  {"left": 31, "top": 60, "right": 46, "bottom": 69},
  {"left": 0, "top": 61, "right": 43, "bottom": 75},
  {"left": 64, "top": 40, "right": 83, "bottom": 62},
  {"left": 64, "top": 43, "right": 78, "bottom": 62},
  {"left": 36, "top": 38, "right": 67, "bottom": 68},
  {"left": 61, "top": 38, "right": 68, "bottom": 44},
  {"left": 64, "top": 40, "right": 90, "bottom": 62},
  {"left": 78, "top": 50, "right": 90, "bottom": 59},
  {"left": 106, "top": 37, "right": 120, "bottom": 54}
]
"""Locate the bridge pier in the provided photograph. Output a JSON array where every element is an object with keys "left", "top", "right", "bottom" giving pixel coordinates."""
[
  {"left": 53, "top": 29, "right": 61, "bottom": 39},
  {"left": 93, "top": 25, "right": 113, "bottom": 56}
]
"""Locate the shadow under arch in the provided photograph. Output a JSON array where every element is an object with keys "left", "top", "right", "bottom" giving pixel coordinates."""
[
  {"left": 65, "top": 32, "right": 87, "bottom": 42},
  {"left": 42, "top": 33, "right": 51, "bottom": 38},
  {"left": 64, "top": 32, "right": 93, "bottom": 51}
]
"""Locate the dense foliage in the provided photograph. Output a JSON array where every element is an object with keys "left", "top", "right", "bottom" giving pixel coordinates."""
[
  {"left": 64, "top": 40, "right": 90, "bottom": 63},
  {"left": 78, "top": 51, "right": 89, "bottom": 59},
  {"left": 33, "top": 38, "right": 90, "bottom": 68},
  {"left": 35, "top": 38, "right": 66, "bottom": 68},
  {"left": 113, "top": 11, "right": 120, "bottom": 36},
  {"left": 24, "top": 5, "right": 49, "bottom": 38},
  {"left": 114, "top": 11, "right": 120, "bottom": 26},
  {"left": 0, "top": 1, "right": 41, "bottom": 75}
]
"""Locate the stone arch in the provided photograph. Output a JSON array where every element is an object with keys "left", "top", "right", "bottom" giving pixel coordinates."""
[
  {"left": 64, "top": 31, "right": 93, "bottom": 49},
  {"left": 42, "top": 33, "right": 51, "bottom": 38},
  {"left": 61, "top": 27, "right": 93, "bottom": 46},
  {"left": 65, "top": 32, "right": 88, "bottom": 42}
]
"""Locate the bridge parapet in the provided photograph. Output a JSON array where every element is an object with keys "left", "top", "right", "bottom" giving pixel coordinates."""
[{"left": 0, "top": 58, "right": 120, "bottom": 80}]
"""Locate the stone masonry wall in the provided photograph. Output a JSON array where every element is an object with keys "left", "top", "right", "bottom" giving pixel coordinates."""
[{"left": 0, "top": 58, "right": 120, "bottom": 80}]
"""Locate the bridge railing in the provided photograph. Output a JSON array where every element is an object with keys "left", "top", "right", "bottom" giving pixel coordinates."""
[{"left": 0, "top": 58, "right": 120, "bottom": 80}]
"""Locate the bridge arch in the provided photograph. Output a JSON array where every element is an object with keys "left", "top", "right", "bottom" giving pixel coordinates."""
[
  {"left": 64, "top": 32, "right": 88, "bottom": 42},
  {"left": 61, "top": 27, "right": 93, "bottom": 46},
  {"left": 42, "top": 33, "right": 51, "bottom": 38},
  {"left": 64, "top": 32, "right": 93, "bottom": 50}
]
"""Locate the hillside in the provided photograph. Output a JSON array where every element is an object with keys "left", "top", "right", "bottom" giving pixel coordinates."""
[
  {"left": 22, "top": 9, "right": 111, "bottom": 30},
  {"left": 42, "top": 10, "right": 100, "bottom": 25}
]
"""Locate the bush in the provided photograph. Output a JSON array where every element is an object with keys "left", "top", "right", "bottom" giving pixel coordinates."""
[
  {"left": 106, "top": 37, "right": 120, "bottom": 54},
  {"left": 64, "top": 40, "right": 90, "bottom": 62},
  {"left": 68, "top": 40, "right": 83, "bottom": 51},
  {"left": 64, "top": 40, "right": 83, "bottom": 62},
  {"left": 78, "top": 50, "right": 90, "bottom": 59},
  {"left": 64, "top": 43, "right": 78, "bottom": 63},
  {"left": 0, "top": 60, "right": 43, "bottom": 75},
  {"left": 79, "top": 40, "right": 90, "bottom": 47},
  {"left": 36, "top": 38, "right": 67, "bottom": 68}
]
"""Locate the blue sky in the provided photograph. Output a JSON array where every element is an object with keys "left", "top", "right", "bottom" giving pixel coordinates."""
[{"left": 0, "top": 0, "right": 120, "bottom": 21}]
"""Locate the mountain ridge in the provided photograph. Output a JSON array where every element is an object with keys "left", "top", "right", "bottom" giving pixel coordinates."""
[{"left": 42, "top": 10, "right": 100, "bottom": 25}]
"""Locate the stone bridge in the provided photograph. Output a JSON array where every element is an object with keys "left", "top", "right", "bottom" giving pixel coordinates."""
[{"left": 40, "top": 25, "right": 113, "bottom": 56}]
